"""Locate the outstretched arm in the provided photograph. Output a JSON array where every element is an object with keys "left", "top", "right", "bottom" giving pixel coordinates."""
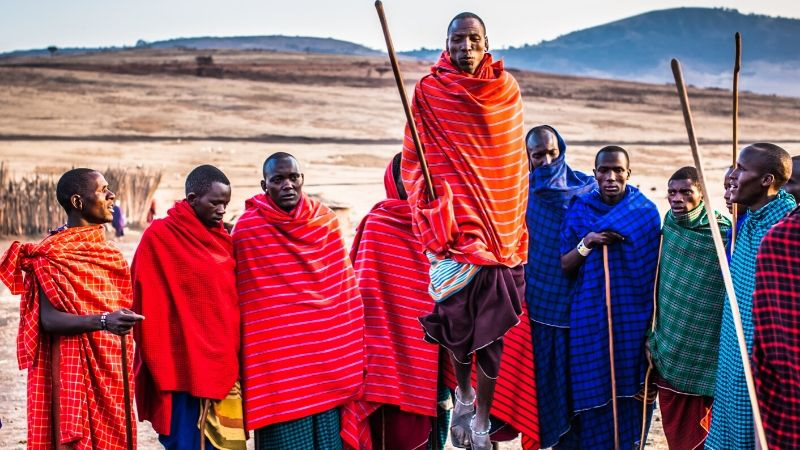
[{"left": 39, "top": 287, "right": 143, "bottom": 336}]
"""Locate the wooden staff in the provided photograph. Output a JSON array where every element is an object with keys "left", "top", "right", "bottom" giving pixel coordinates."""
[
  {"left": 602, "top": 245, "right": 619, "bottom": 450},
  {"left": 731, "top": 32, "right": 742, "bottom": 253},
  {"left": 671, "top": 58, "right": 768, "bottom": 450},
  {"left": 374, "top": 0, "right": 436, "bottom": 200},
  {"left": 200, "top": 399, "right": 211, "bottom": 450},
  {"left": 120, "top": 334, "right": 134, "bottom": 450},
  {"left": 639, "top": 237, "right": 663, "bottom": 450}
]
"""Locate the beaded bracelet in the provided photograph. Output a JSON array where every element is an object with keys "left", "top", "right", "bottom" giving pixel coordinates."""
[{"left": 100, "top": 312, "right": 109, "bottom": 331}]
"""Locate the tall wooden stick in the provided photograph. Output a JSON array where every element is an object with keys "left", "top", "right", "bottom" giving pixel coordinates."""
[
  {"left": 731, "top": 32, "right": 742, "bottom": 253},
  {"left": 639, "top": 237, "right": 663, "bottom": 449},
  {"left": 671, "top": 58, "right": 768, "bottom": 450},
  {"left": 374, "top": 0, "right": 436, "bottom": 200},
  {"left": 603, "top": 245, "right": 620, "bottom": 450},
  {"left": 120, "top": 334, "right": 134, "bottom": 450}
]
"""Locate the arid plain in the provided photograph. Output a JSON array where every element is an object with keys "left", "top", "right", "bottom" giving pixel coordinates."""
[{"left": 1, "top": 48, "right": 799, "bottom": 449}]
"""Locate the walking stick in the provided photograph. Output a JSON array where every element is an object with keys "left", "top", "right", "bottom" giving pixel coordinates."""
[
  {"left": 603, "top": 245, "right": 620, "bottom": 450},
  {"left": 731, "top": 32, "right": 742, "bottom": 254},
  {"left": 639, "top": 237, "right": 663, "bottom": 450},
  {"left": 199, "top": 399, "right": 211, "bottom": 450},
  {"left": 374, "top": 0, "right": 436, "bottom": 201},
  {"left": 671, "top": 58, "right": 768, "bottom": 450},
  {"left": 120, "top": 334, "right": 134, "bottom": 450}
]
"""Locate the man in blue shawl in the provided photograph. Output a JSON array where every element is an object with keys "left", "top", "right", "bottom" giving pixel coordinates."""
[
  {"left": 560, "top": 146, "right": 661, "bottom": 449},
  {"left": 706, "top": 143, "right": 796, "bottom": 450},
  {"left": 524, "top": 125, "right": 595, "bottom": 448}
]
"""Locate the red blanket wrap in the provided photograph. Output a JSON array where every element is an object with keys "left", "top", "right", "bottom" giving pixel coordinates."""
[
  {"left": 0, "top": 226, "right": 135, "bottom": 450},
  {"left": 401, "top": 51, "right": 529, "bottom": 267},
  {"left": 233, "top": 193, "right": 365, "bottom": 430},
  {"left": 340, "top": 163, "right": 440, "bottom": 449},
  {"left": 131, "top": 200, "right": 240, "bottom": 435},
  {"left": 753, "top": 207, "right": 800, "bottom": 449}
]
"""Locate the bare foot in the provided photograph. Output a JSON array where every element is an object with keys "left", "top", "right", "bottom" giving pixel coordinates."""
[
  {"left": 470, "top": 415, "right": 492, "bottom": 450},
  {"left": 450, "top": 386, "right": 475, "bottom": 448}
]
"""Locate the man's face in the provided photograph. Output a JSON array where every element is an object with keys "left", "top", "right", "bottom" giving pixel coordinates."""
[
  {"left": 667, "top": 178, "right": 702, "bottom": 215},
  {"left": 76, "top": 171, "right": 116, "bottom": 224},
  {"left": 729, "top": 148, "right": 772, "bottom": 208},
  {"left": 188, "top": 181, "right": 231, "bottom": 228},
  {"left": 724, "top": 167, "right": 735, "bottom": 214},
  {"left": 527, "top": 131, "right": 560, "bottom": 170},
  {"left": 447, "top": 18, "right": 487, "bottom": 75},
  {"left": 785, "top": 160, "right": 800, "bottom": 203},
  {"left": 594, "top": 151, "right": 630, "bottom": 204},
  {"left": 261, "top": 157, "right": 303, "bottom": 211}
]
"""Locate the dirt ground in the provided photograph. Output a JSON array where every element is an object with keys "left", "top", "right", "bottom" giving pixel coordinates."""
[{"left": 1, "top": 48, "right": 798, "bottom": 448}]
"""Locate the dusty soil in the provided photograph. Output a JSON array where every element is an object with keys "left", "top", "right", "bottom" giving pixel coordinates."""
[{"left": 1, "top": 48, "right": 798, "bottom": 448}]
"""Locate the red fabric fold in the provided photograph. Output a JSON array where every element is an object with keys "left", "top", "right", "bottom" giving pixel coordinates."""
[
  {"left": 233, "top": 193, "right": 365, "bottom": 430},
  {"left": 131, "top": 200, "right": 240, "bottom": 435},
  {"left": 0, "top": 226, "right": 135, "bottom": 450},
  {"left": 401, "top": 51, "right": 529, "bottom": 267},
  {"left": 340, "top": 163, "right": 440, "bottom": 449}
]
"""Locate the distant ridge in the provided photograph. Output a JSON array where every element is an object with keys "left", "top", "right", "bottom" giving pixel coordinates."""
[
  {"left": 402, "top": 7, "right": 800, "bottom": 96},
  {"left": 0, "top": 35, "right": 380, "bottom": 59}
]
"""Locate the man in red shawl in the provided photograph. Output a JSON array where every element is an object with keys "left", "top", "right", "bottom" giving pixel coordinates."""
[
  {"left": 752, "top": 204, "right": 800, "bottom": 449},
  {"left": 0, "top": 168, "right": 144, "bottom": 449},
  {"left": 402, "top": 13, "right": 536, "bottom": 450},
  {"left": 132, "top": 164, "right": 244, "bottom": 449},
  {"left": 340, "top": 153, "right": 448, "bottom": 450},
  {"left": 233, "top": 152, "right": 365, "bottom": 449}
]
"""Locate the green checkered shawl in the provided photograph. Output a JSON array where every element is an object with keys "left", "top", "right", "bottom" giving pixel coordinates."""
[{"left": 650, "top": 203, "right": 731, "bottom": 396}]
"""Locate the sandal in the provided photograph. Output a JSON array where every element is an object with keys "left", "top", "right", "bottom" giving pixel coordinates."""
[
  {"left": 470, "top": 415, "right": 492, "bottom": 450},
  {"left": 450, "top": 387, "right": 475, "bottom": 448}
]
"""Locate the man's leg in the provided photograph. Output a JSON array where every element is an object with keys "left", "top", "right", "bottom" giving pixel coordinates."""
[
  {"left": 472, "top": 340, "right": 503, "bottom": 449},
  {"left": 450, "top": 352, "right": 475, "bottom": 448}
]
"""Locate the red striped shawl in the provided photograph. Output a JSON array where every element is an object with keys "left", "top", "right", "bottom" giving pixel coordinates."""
[
  {"left": 401, "top": 51, "right": 529, "bottom": 267},
  {"left": 232, "top": 193, "right": 365, "bottom": 430},
  {"left": 340, "top": 163, "right": 440, "bottom": 449}
]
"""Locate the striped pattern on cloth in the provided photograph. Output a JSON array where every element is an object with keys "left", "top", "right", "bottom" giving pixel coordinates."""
[
  {"left": 649, "top": 204, "right": 731, "bottom": 397},
  {"left": 233, "top": 193, "right": 365, "bottom": 431},
  {"left": 0, "top": 225, "right": 136, "bottom": 450},
  {"left": 706, "top": 190, "right": 796, "bottom": 450},
  {"left": 426, "top": 252, "right": 480, "bottom": 302},
  {"left": 340, "top": 162, "right": 441, "bottom": 449},
  {"left": 753, "top": 206, "right": 800, "bottom": 450},
  {"left": 401, "top": 51, "right": 529, "bottom": 268},
  {"left": 560, "top": 186, "right": 661, "bottom": 447}
]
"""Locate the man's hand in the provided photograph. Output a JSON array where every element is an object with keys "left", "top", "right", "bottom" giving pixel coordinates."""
[
  {"left": 583, "top": 231, "right": 625, "bottom": 249},
  {"left": 105, "top": 309, "right": 145, "bottom": 336}
]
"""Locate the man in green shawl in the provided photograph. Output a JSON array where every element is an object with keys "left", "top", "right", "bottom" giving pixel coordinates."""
[{"left": 648, "top": 166, "right": 731, "bottom": 449}]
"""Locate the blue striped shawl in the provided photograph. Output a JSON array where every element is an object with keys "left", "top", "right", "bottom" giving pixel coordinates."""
[
  {"left": 560, "top": 185, "right": 661, "bottom": 411},
  {"left": 706, "top": 189, "right": 796, "bottom": 450},
  {"left": 525, "top": 126, "right": 596, "bottom": 326}
]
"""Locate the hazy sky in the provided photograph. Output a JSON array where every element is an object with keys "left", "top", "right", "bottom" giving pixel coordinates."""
[{"left": 1, "top": 0, "right": 799, "bottom": 53}]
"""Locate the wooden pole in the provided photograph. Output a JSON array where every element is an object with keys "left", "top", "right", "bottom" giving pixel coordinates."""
[
  {"left": 731, "top": 32, "right": 742, "bottom": 253},
  {"left": 200, "top": 399, "right": 210, "bottom": 450},
  {"left": 120, "top": 334, "right": 134, "bottom": 450},
  {"left": 374, "top": 0, "right": 436, "bottom": 200},
  {"left": 671, "top": 58, "right": 768, "bottom": 450},
  {"left": 603, "top": 245, "right": 619, "bottom": 450},
  {"left": 639, "top": 237, "right": 663, "bottom": 449}
]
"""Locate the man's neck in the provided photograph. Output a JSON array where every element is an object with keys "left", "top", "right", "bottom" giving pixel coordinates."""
[
  {"left": 66, "top": 215, "right": 91, "bottom": 228},
  {"left": 747, "top": 191, "right": 779, "bottom": 212}
]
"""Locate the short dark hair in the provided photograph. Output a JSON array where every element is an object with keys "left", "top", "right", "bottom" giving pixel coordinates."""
[
  {"left": 525, "top": 125, "right": 557, "bottom": 145},
  {"left": 669, "top": 166, "right": 699, "bottom": 186},
  {"left": 746, "top": 143, "right": 792, "bottom": 187},
  {"left": 56, "top": 168, "right": 97, "bottom": 213},
  {"left": 262, "top": 152, "right": 297, "bottom": 177},
  {"left": 595, "top": 145, "right": 630, "bottom": 168},
  {"left": 448, "top": 12, "right": 486, "bottom": 36},
  {"left": 185, "top": 164, "right": 230, "bottom": 197}
]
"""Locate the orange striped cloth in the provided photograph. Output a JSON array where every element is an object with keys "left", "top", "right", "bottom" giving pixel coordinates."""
[
  {"left": 401, "top": 51, "right": 529, "bottom": 267},
  {"left": 0, "top": 226, "right": 135, "bottom": 450},
  {"left": 340, "top": 162, "right": 440, "bottom": 449},
  {"left": 232, "top": 193, "right": 365, "bottom": 430}
]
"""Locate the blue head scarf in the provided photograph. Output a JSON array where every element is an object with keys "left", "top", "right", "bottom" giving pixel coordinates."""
[{"left": 525, "top": 125, "right": 596, "bottom": 326}]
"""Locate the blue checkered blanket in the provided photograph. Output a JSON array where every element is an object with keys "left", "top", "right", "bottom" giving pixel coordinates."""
[
  {"left": 525, "top": 126, "right": 596, "bottom": 326},
  {"left": 560, "top": 185, "right": 661, "bottom": 411}
]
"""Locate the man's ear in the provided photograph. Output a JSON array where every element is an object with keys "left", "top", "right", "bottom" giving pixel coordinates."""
[
  {"left": 626, "top": 169, "right": 632, "bottom": 180},
  {"left": 70, "top": 194, "right": 82, "bottom": 212},
  {"left": 485, "top": 36, "right": 489, "bottom": 51},
  {"left": 186, "top": 192, "right": 197, "bottom": 206},
  {"left": 762, "top": 173, "right": 776, "bottom": 188},
  {"left": 260, "top": 179, "right": 267, "bottom": 192}
]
